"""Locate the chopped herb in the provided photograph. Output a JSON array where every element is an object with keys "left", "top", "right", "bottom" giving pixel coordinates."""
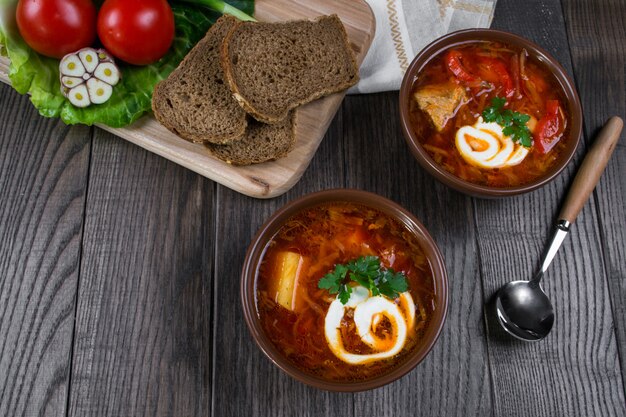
[
  {"left": 378, "top": 269, "right": 409, "bottom": 298},
  {"left": 318, "top": 256, "right": 409, "bottom": 304},
  {"left": 482, "top": 97, "right": 533, "bottom": 147},
  {"left": 318, "top": 264, "right": 349, "bottom": 294}
]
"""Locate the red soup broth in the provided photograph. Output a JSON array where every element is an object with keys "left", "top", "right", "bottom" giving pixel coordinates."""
[
  {"left": 255, "top": 202, "right": 437, "bottom": 382},
  {"left": 409, "top": 40, "right": 570, "bottom": 187}
]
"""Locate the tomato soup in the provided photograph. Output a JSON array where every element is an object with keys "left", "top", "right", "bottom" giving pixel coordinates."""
[
  {"left": 409, "top": 41, "right": 570, "bottom": 187},
  {"left": 255, "top": 202, "right": 437, "bottom": 382}
]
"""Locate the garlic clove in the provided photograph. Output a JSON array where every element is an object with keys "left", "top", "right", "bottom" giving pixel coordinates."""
[
  {"left": 67, "top": 84, "right": 91, "bottom": 107},
  {"left": 96, "top": 49, "right": 113, "bottom": 62},
  {"left": 60, "top": 54, "right": 86, "bottom": 77},
  {"left": 61, "top": 76, "right": 84, "bottom": 90},
  {"left": 94, "top": 62, "right": 120, "bottom": 86},
  {"left": 78, "top": 48, "right": 99, "bottom": 73},
  {"left": 86, "top": 78, "right": 113, "bottom": 104}
]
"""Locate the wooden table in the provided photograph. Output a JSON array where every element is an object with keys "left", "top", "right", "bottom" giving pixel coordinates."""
[{"left": 1, "top": 0, "right": 624, "bottom": 415}]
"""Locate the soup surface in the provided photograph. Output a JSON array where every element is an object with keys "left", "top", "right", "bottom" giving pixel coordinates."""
[
  {"left": 409, "top": 40, "right": 570, "bottom": 187},
  {"left": 256, "top": 202, "right": 437, "bottom": 382}
]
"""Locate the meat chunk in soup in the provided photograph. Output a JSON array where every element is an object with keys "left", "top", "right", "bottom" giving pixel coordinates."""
[{"left": 413, "top": 83, "right": 466, "bottom": 131}]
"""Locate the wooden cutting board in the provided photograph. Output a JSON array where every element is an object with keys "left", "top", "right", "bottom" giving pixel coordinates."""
[{"left": 0, "top": 0, "right": 375, "bottom": 198}]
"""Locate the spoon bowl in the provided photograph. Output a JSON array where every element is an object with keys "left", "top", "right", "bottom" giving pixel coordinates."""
[{"left": 496, "top": 281, "right": 554, "bottom": 341}]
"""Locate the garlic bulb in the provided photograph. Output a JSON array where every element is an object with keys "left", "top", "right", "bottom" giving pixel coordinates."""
[{"left": 59, "top": 48, "right": 120, "bottom": 108}]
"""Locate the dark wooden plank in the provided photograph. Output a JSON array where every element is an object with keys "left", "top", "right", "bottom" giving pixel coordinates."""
[
  {"left": 67, "top": 129, "right": 215, "bottom": 417},
  {"left": 475, "top": 0, "right": 626, "bottom": 415},
  {"left": 210, "top": 112, "right": 356, "bottom": 417},
  {"left": 343, "top": 92, "right": 492, "bottom": 416},
  {"left": 560, "top": 0, "right": 626, "bottom": 388},
  {"left": 0, "top": 84, "right": 90, "bottom": 417}
]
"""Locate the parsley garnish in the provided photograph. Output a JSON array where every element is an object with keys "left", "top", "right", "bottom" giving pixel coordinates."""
[
  {"left": 318, "top": 256, "right": 409, "bottom": 304},
  {"left": 482, "top": 97, "right": 532, "bottom": 147}
]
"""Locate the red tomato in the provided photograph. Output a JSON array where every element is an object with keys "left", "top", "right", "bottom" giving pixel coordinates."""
[
  {"left": 478, "top": 57, "right": 514, "bottom": 97},
  {"left": 534, "top": 100, "right": 562, "bottom": 153},
  {"left": 445, "top": 50, "right": 478, "bottom": 84},
  {"left": 97, "top": 0, "right": 175, "bottom": 65},
  {"left": 16, "top": 0, "right": 97, "bottom": 59}
]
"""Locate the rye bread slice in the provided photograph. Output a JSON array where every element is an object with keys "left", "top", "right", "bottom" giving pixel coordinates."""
[
  {"left": 206, "top": 112, "right": 296, "bottom": 165},
  {"left": 221, "top": 15, "right": 359, "bottom": 124},
  {"left": 152, "top": 15, "right": 246, "bottom": 144}
]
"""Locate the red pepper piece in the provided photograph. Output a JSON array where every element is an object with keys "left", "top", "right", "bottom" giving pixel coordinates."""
[
  {"left": 534, "top": 100, "right": 562, "bottom": 153},
  {"left": 478, "top": 56, "right": 515, "bottom": 97},
  {"left": 445, "top": 50, "right": 478, "bottom": 83}
]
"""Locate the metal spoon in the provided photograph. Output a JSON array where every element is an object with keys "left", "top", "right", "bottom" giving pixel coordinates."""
[{"left": 496, "top": 116, "right": 623, "bottom": 341}]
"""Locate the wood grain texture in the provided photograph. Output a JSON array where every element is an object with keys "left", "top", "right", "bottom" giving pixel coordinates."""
[
  {"left": 210, "top": 109, "right": 353, "bottom": 417},
  {"left": 560, "top": 0, "right": 626, "bottom": 389},
  {"left": 0, "top": 0, "right": 375, "bottom": 199},
  {"left": 67, "top": 129, "right": 215, "bottom": 417},
  {"left": 343, "top": 93, "right": 492, "bottom": 416},
  {"left": 0, "top": 83, "right": 90, "bottom": 417},
  {"left": 478, "top": 0, "right": 626, "bottom": 415},
  {"left": 558, "top": 117, "right": 623, "bottom": 223}
]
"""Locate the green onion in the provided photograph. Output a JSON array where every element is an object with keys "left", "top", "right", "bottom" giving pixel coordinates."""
[{"left": 178, "top": 0, "right": 256, "bottom": 21}]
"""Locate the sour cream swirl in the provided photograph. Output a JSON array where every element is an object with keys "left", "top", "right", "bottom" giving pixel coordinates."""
[
  {"left": 455, "top": 117, "right": 529, "bottom": 169},
  {"left": 324, "top": 286, "right": 415, "bottom": 365}
]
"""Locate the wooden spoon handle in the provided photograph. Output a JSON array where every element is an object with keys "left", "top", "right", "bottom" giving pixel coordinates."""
[{"left": 559, "top": 116, "right": 623, "bottom": 223}]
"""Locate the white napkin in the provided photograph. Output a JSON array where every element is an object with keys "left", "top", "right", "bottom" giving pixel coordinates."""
[{"left": 350, "top": 0, "right": 497, "bottom": 94}]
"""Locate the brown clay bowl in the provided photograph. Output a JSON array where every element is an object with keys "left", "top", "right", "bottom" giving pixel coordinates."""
[
  {"left": 241, "top": 189, "right": 448, "bottom": 392},
  {"left": 399, "top": 29, "right": 583, "bottom": 198}
]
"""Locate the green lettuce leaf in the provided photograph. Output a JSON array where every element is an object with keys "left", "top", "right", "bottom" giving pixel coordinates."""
[{"left": 0, "top": 0, "right": 253, "bottom": 127}]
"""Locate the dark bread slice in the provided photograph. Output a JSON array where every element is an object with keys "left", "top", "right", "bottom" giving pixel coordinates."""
[
  {"left": 152, "top": 15, "right": 246, "bottom": 144},
  {"left": 221, "top": 15, "right": 359, "bottom": 124},
  {"left": 206, "top": 112, "right": 296, "bottom": 165}
]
